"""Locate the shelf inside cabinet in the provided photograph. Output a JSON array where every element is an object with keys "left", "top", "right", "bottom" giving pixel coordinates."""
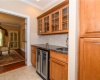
[
  {"left": 52, "top": 18, "right": 59, "bottom": 21},
  {"left": 63, "top": 20, "right": 68, "bottom": 24},
  {"left": 63, "top": 13, "right": 68, "bottom": 16}
]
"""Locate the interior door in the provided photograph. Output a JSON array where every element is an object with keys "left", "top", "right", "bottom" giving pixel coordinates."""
[{"left": 79, "top": 38, "right": 100, "bottom": 80}]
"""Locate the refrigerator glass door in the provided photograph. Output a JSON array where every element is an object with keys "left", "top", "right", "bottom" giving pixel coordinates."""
[
  {"left": 41, "top": 51, "right": 48, "bottom": 79},
  {"left": 36, "top": 49, "right": 41, "bottom": 73}
]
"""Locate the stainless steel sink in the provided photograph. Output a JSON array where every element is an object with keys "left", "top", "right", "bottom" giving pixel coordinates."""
[{"left": 56, "top": 47, "right": 68, "bottom": 52}]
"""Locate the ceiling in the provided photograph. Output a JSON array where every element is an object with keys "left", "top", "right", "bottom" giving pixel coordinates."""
[
  {"left": 0, "top": 12, "right": 25, "bottom": 27},
  {"left": 19, "top": 0, "right": 57, "bottom": 10}
]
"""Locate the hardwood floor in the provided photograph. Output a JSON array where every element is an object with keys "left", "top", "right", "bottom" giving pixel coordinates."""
[
  {"left": 0, "top": 49, "right": 26, "bottom": 74},
  {"left": 15, "top": 49, "right": 25, "bottom": 58}
]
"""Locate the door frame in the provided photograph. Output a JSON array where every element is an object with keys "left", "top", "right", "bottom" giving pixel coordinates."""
[{"left": 0, "top": 8, "right": 31, "bottom": 66}]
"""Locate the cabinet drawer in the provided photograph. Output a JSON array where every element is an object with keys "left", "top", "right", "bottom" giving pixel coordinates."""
[{"left": 50, "top": 51, "right": 68, "bottom": 63}]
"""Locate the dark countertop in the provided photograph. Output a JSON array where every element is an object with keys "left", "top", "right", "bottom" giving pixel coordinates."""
[{"left": 31, "top": 44, "right": 68, "bottom": 54}]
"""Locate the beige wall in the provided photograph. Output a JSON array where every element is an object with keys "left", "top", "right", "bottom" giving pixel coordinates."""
[
  {"left": 1, "top": 24, "right": 19, "bottom": 31},
  {"left": 0, "top": 12, "right": 25, "bottom": 25}
]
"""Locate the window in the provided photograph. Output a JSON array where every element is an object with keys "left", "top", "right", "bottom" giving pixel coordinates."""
[{"left": 0, "top": 29, "right": 3, "bottom": 46}]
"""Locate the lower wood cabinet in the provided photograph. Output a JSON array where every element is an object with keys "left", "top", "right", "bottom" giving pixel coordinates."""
[
  {"left": 79, "top": 38, "right": 100, "bottom": 80},
  {"left": 31, "top": 46, "right": 37, "bottom": 68},
  {"left": 50, "top": 51, "right": 68, "bottom": 80}
]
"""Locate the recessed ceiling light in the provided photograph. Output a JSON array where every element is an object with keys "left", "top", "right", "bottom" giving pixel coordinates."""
[{"left": 36, "top": 0, "right": 40, "bottom": 1}]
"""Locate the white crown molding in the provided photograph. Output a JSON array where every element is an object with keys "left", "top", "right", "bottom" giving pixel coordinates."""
[
  {"left": 19, "top": 0, "right": 57, "bottom": 10},
  {"left": 19, "top": 0, "right": 43, "bottom": 10},
  {"left": 42, "top": 0, "right": 57, "bottom": 10}
]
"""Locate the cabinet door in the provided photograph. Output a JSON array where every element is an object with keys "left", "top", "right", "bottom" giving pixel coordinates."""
[
  {"left": 80, "top": 0, "right": 100, "bottom": 37},
  {"left": 51, "top": 10, "right": 61, "bottom": 33},
  {"left": 50, "top": 58, "right": 68, "bottom": 80},
  {"left": 79, "top": 38, "right": 100, "bottom": 80},
  {"left": 31, "top": 46, "right": 37, "bottom": 67},
  {"left": 38, "top": 18, "right": 43, "bottom": 34},
  {"left": 43, "top": 15, "right": 51, "bottom": 33},
  {"left": 61, "top": 5, "right": 69, "bottom": 32}
]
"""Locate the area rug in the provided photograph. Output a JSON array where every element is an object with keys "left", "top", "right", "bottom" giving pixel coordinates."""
[{"left": 0, "top": 50, "right": 25, "bottom": 66}]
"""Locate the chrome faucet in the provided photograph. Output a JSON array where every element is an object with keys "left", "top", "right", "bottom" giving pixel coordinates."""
[{"left": 66, "top": 38, "right": 68, "bottom": 48}]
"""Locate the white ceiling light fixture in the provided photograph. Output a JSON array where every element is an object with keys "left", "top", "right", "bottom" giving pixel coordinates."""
[{"left": 36, "top": 0, "right": 40, "bottom": 1}]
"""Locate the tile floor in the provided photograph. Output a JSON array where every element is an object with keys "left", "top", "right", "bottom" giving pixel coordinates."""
[{"left": 0, "top": 66, "right": 43, "bottom": 80}]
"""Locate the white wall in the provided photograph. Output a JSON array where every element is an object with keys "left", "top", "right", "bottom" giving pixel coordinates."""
[{"left": 68, "top": 0, "right": 78, "bottom": 80}]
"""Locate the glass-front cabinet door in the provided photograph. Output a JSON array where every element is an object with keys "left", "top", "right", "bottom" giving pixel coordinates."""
[
  {"left": 44, "top": 15, "right": 50, "bottom": 33},
  {"left": 51, "top": 10, "right": 60, "bottom": 32},
  {"left": 36, "top": 49, "right": 41, "bottom": 73},
  {"left": 41, "top": 50, "right": 48, "bottom": 80},
  {"left": 61, "top": 5, "right": 69, "bottom": 32},
  {"left": 38, "top": 19, "right": 43, "bottom": 34}
]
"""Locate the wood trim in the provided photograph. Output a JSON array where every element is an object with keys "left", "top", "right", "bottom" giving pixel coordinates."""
[
  {"left": 38, "top": 30, "right": 68, "bottom": 35},
  {"left": 42, "top": 18, "right": 44, "bottom": 33},
  {"left": 37, "top": 0, "right": 69, "bottom": 19},
  {"left": 49, "top": 14, "right": 51, "bottom": 33}
]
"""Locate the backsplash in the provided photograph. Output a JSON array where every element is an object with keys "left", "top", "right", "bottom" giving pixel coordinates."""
[{"left": 38, "top": 34, "right": 68, "bottom": 47}]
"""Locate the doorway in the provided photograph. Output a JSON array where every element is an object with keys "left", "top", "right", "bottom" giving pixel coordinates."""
[{"left": 0, "top": 8, "right": 31, "bottom": 66}]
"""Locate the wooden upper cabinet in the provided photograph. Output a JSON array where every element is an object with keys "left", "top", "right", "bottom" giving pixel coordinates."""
[
  {"left": 80, "top": 0, "right": 100, "bottom": 37},
  {"left": 37, "top": 0, "right": 69, "bottom": 35},
  {"left": 79, "top": 38, "right": 100, "bottom": 80}
]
